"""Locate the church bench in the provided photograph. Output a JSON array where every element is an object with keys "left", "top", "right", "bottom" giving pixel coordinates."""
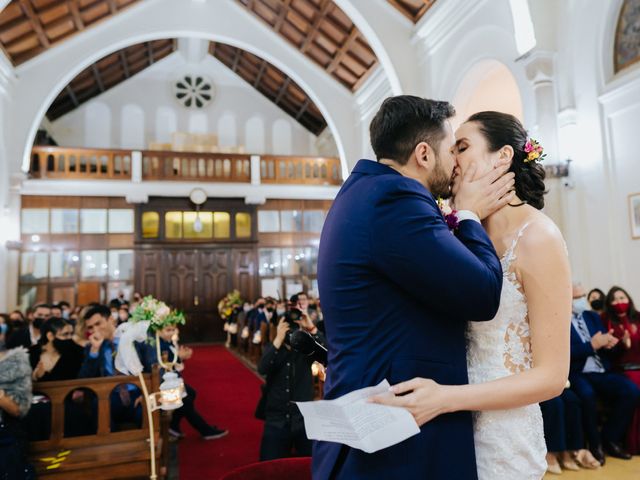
[{"left": 28, "top": 367, "right": 168, "bottom": 479}]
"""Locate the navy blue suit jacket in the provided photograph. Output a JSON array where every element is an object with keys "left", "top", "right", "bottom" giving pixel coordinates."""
[
  {"left": 569, "top": 310, "right": 611, "bottom": 375},
  {"left": 313, "top": 160, "right": 503, "bottom": 480}
]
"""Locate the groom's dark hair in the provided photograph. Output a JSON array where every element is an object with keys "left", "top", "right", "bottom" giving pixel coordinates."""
[{"left": 369, "top": 96, "right": 455, "bottom": 165}]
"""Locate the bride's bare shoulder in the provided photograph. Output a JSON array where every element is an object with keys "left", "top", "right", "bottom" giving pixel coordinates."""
[{"left": 519, "top": 211, "right": 567, "bottom": 262}]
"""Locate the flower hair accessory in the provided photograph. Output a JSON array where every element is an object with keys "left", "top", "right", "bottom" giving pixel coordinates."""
[
  {"left": 523, "top": 138, "right": 546, "bottom": 163},
  {"left": 437, "top": 197, "right": 459, "bottom": 232}
]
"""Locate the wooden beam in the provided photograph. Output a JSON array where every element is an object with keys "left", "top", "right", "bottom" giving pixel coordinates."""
[
  {"left": 274, "top": 78, "right": 291, "bottom": 105},
  {"left": 326, "top": 28, "right": 358, "bottom": 74},
  {"left": 19, "top": 0, "right": 50, "bottom": 48},
  {"left": 274, "top": 0, "right": 291, "bottom": 32},
  {"left": 119, "top": 51, "right": 130, "bottom": 78},
  {"left": 300, "top": 0, "right": 332, "bottom": 53},
  {"left": 231, "top": 48, "right": 242, "bottom": 71},
  {"left": 146, "top": 42, "right": 154, "bottom": 66},
  {"left": 295, "top": 98, "right": 311, "bottom": 120},
  {"left": 253, "top": 60, "right": 267, "bottom": 88},
  {"left": 107, "top": 0, "right": 118, "bottom": 14},
  {"left": 91, "top": 65, "right": 105, "bottom": 92},
  {"left": 65, "top": 85, "right": 79, "bottom": 107},
  {"left": 67, "top": 0, "right": 85, "bottom": 31}
]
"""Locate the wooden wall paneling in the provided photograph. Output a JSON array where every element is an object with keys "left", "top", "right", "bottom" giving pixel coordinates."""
[
  {"left": 107, "top": 233, "right": 134, "bottom": 248},
  {"left": 232, "top": 248, "right": 257, "bottom": 303},
  {"left": 134, "top": 249, "right": 163, "bottom": 298},
  {"left": 77, "top": 281, "right": 101, "bottom": 305}
]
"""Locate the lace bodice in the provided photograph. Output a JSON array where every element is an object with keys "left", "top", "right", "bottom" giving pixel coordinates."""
[{"left": 466, "top": 222, "right": 547, "bottom": 480}]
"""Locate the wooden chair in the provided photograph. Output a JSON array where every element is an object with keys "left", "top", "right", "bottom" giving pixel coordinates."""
[{"left": 28, "top": 367, "right": 167, "bottom": 479}]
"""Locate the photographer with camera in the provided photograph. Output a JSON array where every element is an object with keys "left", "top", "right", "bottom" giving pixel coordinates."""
[{"left": 257, "top": 293, "right": 326, "bottom": 461}]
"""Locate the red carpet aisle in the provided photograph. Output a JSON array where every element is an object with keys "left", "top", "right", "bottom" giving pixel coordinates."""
[{"left": 179, "top": 345, "right": 264, "bottom": 479}]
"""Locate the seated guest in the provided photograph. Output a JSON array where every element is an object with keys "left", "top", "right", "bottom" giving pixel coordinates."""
[
  {"left": 137, "top": 324, "right": 228, "bottom": 440},
  {"left": 79, "top": 305, "right": 141, "bottom": 429},
  {"left": 6, "top": 303, "right": 50, "bottom": 350},
  {"left": 29, "top": 318, "right": 84, "bottom": 382},
  {"left": 588, "top": 288, "right": 606, "bottom": 315},
  {"left": 603, "top": 286, "right": 640, "bottom": 454},
  {"left": 541, "top": 386, "right": 601, "bottom": 474},
  {"left": 0, "top": 346, "right": 34, "bottom": 479},
  {"left": 569, "top": 283, "right": 640, "bottom": 464}
]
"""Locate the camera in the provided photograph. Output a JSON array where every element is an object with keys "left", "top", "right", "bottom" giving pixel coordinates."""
[{"left": 281, "top": 305, "right": 304, "bottom": 345}]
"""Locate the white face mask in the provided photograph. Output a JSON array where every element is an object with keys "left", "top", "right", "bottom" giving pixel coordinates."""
[
  {"left": 572, "top": 297, "right": 590, "bottom": 315},
  {"left": 276, "top": 308, "right": 285, "bottom": 316},
  {"left": 243, "top": 305, "right": 251, "bottom": 313}
]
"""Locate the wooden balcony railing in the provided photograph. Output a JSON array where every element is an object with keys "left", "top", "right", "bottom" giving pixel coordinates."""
[
  {"left": 141, "top": 150, "right": 251, "bottom": 182},
  {"left": 29, "top": 146, "right": 343, "bottom": 186},
  {"left": 30, "top": 146, "right": 132, "bottom": 180},
  {"left": 260, "top": 155, "right": 342, "bottom": 185}
]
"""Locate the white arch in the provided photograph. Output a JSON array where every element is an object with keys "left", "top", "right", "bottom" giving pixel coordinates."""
[
  {"left": 10, "top": 0, "right": 358, "bottom": 177},
  {"left": 120, "top": 104, "right": 145, "bottom": 149},
  {"left": 598, "top": 0, "right": 627, "bottom": 88},
  {"left": 84, "top": 102, "right": 112, "bottom": 148},
  {"left": 436, "top": 24, "right": 535, "bottom": 128},
  {"left": 217, "top": 111, "right": 237, "bottom": 148},
  {"left": 451, "top": 59, "right": 524, "bottom": 128},
  {"left": 272, "top": 119, "right": 293, "bottom": 155},
  {"left": 155, "top": 106, "right": 177, "bottom": 143},
  {"left": 245, "top": 115, "right": 265, "bottom": 153}
]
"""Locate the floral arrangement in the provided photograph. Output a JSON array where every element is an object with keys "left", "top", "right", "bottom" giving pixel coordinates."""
[
  {"left": 437, "top": 197, "right": 460, "bottom": 231},
  {"left": 524, "top": 138, "right": 546, "bottom": 163},
  {"left": 218, "top": 289, "right": 244, "bottom": 320},
  {"left": 130, "top": 295, "right": 186, "bottom": 333}
]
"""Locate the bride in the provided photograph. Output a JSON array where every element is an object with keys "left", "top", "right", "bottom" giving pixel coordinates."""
[{"left": 372, "top": 111, "right": 572, "bottom": 479}]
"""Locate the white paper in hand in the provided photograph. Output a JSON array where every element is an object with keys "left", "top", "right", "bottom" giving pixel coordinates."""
[{"left": 295, "top": 379, "right": 420, "bottom": 453}]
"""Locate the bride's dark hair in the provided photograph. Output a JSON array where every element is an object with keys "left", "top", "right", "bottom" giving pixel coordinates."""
[{"left": 466, "top": 111, "right": 547, "bottom": 210}]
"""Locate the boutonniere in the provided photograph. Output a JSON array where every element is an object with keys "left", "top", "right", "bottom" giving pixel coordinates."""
[{"left": 437, "top": 197, "right": 459, "bottom": 232}]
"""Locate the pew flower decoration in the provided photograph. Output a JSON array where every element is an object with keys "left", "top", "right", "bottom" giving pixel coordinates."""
[
  {"left": 437, "top": 197, "right": 459, "bottom": 232},
  {"left": 130, "top": 295, "right": 186, "bottom": 333},
  {"left": 218, "top": 290, "right": 244, "bottom": 320},
  {"left": 524, "top": 138, "right": 546, "bottom": 163}
]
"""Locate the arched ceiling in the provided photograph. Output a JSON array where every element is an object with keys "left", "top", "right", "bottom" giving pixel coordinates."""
[{"left": 386, "top": 0, "right": 435, "bottom": 23}]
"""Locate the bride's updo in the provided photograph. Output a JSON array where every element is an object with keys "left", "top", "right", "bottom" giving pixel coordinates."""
[{"left": 466, "top": 111, "right": 547, "bottom": 210}]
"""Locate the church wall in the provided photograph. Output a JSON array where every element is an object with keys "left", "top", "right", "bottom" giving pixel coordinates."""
[{"left": 49, "top": 53, "right": 319, "bottom": 156}]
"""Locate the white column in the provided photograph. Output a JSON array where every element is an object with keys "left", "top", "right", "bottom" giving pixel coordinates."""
[
  {"left": 250, "top": 155, "right": 261, "bottom": 185},
  {"left": 0, "top": 53, "right": 18, "bottom": 312}
]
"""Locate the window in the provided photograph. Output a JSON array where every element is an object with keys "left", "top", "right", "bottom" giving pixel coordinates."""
[
  {"left": 20, "top": 252, "right": 48, "bottom": 280},
  {"left": 21, "top": 209, "right": 49, "bottom": 234},
  {"left": 80, "top": 209, "right": 107, "bottom": 233},
  {"left": 184, "top": 212, "right": 213, "bottom": 239},
  {"left": 258, "top": 210, "right": 280, "bottom": 232},
  {"left": 165, "top": 212, "right": 183, "bottom": 239},
  {"left": 81, "top": 250, "right": 108, "bottom": 279},
  {"left": 109, "top": 250, "right": 134, "bottom": 280},
  {"left": 303, "top": 210, "right": 324, "bottom": 233},
  {"left": 50, "top": 209, "right": 78, "bottom": 233},
  {"left": 142, "top": 212, "right": 159, "bottom": 238},
  {"left": 50, "top": 251, "right": 79, "bottom": 278},
  {"left": 280, "top": 210, "right": 302, "bottom": 232},
  {"left": 235, "top": 213, "right": 252, "bottom": 238},
  {"left": 259, "top": 249, "right": 281, "bottom": 276},
  {"left": 108, "top": 209, "right": 134, "bottom": 233},
  {"left": 213, "top": 212, "right": 230, "bottom": 239}
]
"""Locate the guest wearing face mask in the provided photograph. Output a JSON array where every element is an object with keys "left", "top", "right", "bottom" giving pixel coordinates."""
[
  {"left": 569, "top": 283, "right": 640, "bottom": 463},
  {"left": 6, "top": 304, "right": 50, "bottom": 350},
  {"left": 588, "top": 289, "right": 606, "bottom": 316},
  {"left": 29, "top": 318, "right": 84, "bottom": 382},
  {"left": 603, "top": 286, "right": 640, "bottom": 454}
]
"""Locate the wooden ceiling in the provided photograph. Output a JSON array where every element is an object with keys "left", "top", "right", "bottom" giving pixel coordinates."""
[
  {"left": 47, "top": 39, "right": 176, "bottom": 120},
  {"left": 0, "top": 0, "right": 139, "bottom": 66},
  {"left": 235, "top": 0, "right": 378, "bottom": 91},
  {"left": 387, "top": 0, "right": 436, "bottom": 23},
  {"left": 210, "top": 42, "right": 325, "bottom": 134}
]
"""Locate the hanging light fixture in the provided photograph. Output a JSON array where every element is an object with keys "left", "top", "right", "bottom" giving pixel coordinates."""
[{"left": 189, "top": 188, "right": 207, "bottom": 233}]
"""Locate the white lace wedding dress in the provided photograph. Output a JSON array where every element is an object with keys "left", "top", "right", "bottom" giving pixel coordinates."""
[{"left": 466, "top": 222, "right": 547, "bottom": 480}]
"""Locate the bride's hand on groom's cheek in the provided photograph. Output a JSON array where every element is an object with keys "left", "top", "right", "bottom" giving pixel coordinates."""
[{"left": 368, "top": 378, "right": 447, "bottom": 426}]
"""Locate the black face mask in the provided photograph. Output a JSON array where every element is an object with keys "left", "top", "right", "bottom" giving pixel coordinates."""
[
  {"left": 10, "top": 320, "right": 25, "bottom": 329},
  {"left": 53, "top": 338, "right": 74, "bottom": 352},
  {"left": 266, "top": 307, "right": 275, "bottom": 313},
  {"left": 33, "top": 318, "right": 45, "bottom": 329},
  {"left": 590, "top": 299, "right": 604, "bottom": 311}
]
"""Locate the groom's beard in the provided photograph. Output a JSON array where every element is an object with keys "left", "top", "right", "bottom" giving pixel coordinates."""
[{"left": 428, "top": 161, "right": 453, "bottom": 199}]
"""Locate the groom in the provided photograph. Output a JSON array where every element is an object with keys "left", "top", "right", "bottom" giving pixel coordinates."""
[{"left": 313, "top": 96, "right": 515, "bottom": 479}]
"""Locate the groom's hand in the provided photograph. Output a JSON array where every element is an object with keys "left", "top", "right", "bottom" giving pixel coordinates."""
[{"left": 453, "top": 161, "right": 516, "bottom": 219}]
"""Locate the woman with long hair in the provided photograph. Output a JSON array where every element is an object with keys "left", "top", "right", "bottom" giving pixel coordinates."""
[{"left": 603, "top": 286, "right": 640, "bottom": 453}]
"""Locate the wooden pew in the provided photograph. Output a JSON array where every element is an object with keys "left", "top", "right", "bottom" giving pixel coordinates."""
[{"left": 28, "top": 367, "right": 168, "bottom": 479}]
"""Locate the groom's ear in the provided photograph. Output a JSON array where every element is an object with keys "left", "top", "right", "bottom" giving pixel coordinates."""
[{"left": 414, "top": 142, "right": 432, "bottom": 169}]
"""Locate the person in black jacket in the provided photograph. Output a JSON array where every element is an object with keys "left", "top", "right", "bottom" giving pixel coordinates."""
[{"left": 257, "top": 301, "right": 326, "bottom": 461}]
